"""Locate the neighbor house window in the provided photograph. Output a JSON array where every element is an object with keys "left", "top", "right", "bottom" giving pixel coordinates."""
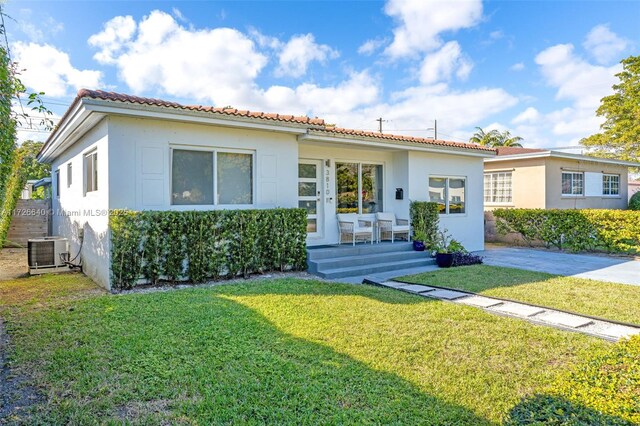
[
  {"left": 602, "top": 174, "right": 620, "bottom": 196},
  {"left": 55, "top": 169, "right": 60, "bottom": 198},
  {"left": 484, "top": 172, "right": 512, "bottom": 204},
  {"left": 67, "top": 162, "right": 72, "bottom": 187},
  {"left": 429, "top": 176, "right": 466, "bottom": 214},
  {"left": 561, "top": 172, "right": 583, "bottom": 195},
  {"left": 171, "top": 148, "right": 253, "bottom": 206},
  {"left": 336, "top": 162, "right": 383, "bottom": 214},
  {"left": 84, "top": 151, "right": 98, "bottom": 194}
]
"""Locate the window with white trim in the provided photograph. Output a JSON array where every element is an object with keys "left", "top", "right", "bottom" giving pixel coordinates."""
[
  {"left": 602, "top": 174, "right": 620, "bottom": 196},
  {"left": 484, "top": 172, "right": 512, "bottom": 204},
  {"left": 84, "top": 151, "right": 98, "bottom": 194},
  {"left": 171, "top": 148, "right": 253, "bottom": 206},
  {"left": 429, "top": 176, "right": 466, "bottom": 214},
  {"left": 561, "top": 172, "right": 583, "bottom": 195},
  {"left": 335, "top": 162, "right": 383, "bottom": 214}
]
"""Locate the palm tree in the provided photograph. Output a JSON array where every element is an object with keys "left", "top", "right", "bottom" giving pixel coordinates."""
[
  {"left": 469, "top": 127, "right": 500, "bottom": 146},
  {"left": 469, "top": 127, "right": 524, "bottom": 147},
  {"left": 495, "top": 130, "right": 524, "bottom": 147}
]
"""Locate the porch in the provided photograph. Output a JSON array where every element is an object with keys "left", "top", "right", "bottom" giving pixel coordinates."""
[{"left": 307, "top": 242, "right": 436, "bottom": 282}]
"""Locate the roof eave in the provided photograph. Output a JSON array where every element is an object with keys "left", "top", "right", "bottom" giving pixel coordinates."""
[
  {"left": 485, "top": 151, "right": 640, "bottom": 167},
  {"left": 300, "top": 131, "right": 497, "bottom": 158}
]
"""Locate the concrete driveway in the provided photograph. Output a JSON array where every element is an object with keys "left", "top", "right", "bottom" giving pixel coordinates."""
[{"left": 477, "top": 246, "right": 640, "bottom": 286}]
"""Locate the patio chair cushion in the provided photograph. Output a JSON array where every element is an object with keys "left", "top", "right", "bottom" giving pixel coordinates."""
[
  {"left": 337, "top": 213, "right": 359, "bottom": 224},
  {"left": 375, "top": 212, "right": 396, "bottom": 223}
]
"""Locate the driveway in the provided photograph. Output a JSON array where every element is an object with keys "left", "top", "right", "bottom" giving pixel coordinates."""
[{"left": 477, "top": 246, "right": 640, "bottom": 286}]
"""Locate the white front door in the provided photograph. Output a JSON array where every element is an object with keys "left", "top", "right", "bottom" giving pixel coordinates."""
[{"left": 298, "top": 160, "right": 323, "bottom": 237}]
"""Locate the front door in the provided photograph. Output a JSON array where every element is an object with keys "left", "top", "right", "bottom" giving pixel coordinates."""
[{"left": 298, "top": 160, "right": 323, "bottom": 237}]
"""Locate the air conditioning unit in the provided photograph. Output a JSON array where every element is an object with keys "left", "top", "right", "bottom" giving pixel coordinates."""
[{"left": 28, "top": 237, "right": 71, "bottom": 275}]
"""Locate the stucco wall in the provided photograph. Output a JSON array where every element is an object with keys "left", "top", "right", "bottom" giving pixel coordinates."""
[
  {"left": 51, "top": 119, "right": 110, "bottom": 289},
  {"left": 545, "top": 158, "right": 629, "bottom": 209},
  {"left": 107, "top": 116, "right": 300, "bottom": 212},
  {"left": 484, "top": 158, "right": 546, "bottom": 209},
  {"left": 408, "top": 151, "right": 485, "bottom": 252}
]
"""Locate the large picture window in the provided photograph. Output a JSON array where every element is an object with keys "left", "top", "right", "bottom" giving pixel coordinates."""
[
  {"left": 84, "top": 151, "right": 98, "bottom": 194},
  {"left": 336, "top": 162, "right": 383, "bottom": 214},
  {"left": 562, "top": 172, "right": 583, "bottom": 196},
  {"left": 171, "top": 148, "right": 253, "bottom": 206},
  {"left": 602, "top": 174, "right": 620, "bottom": 196},
  {"left": 484, "top": 172, "right": 512, "bottom": 204},
  {"left": 429, "top": 176, "right": 466, "bottom": 214}
]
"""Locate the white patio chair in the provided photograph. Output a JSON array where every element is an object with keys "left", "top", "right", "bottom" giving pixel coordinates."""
[
  {"left": 337, "top": 213, "right": 374, "bottom": 245},
  {"left": 375, "top": 212, "right": 410, "bottom": 243}
]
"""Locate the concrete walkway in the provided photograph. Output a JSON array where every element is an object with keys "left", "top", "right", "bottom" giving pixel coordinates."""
[
  {"left": 478, "top": 246, "right": 640, "bottom": 286},
  {"left": 365, "top": 278, "right": 640, "bottom": 341}
]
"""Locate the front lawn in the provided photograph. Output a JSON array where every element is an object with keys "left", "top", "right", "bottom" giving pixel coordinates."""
[
  {"left": 401, "top": 265, "right": 640, "bottom": 324},
  {"left": 0, "top": 273, "right": 613, "bottom": 424}
]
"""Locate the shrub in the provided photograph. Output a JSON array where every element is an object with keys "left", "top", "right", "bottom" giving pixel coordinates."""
[
  {"left": 505, "top": 336, "right": 640, "bottom": 425},
  {"left": 452, "top": 252, "right": 483, "bottom": 267},
  {"left": 629, "top": 192, "right": 640, "bottom": 211},
  {"left": 0, "top": 153, "right": 25, "bottom": 247},
  {"left": 110, "top": 208, "right": 307, "bottom": 290},
  {"left": 410, "top": 201, "right": 439, "bottom": 250},
  {"left": 493, "top": 208, "right": 640, "bottom": 254}
]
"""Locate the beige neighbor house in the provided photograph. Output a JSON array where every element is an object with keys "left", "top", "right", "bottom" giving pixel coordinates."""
[
  {"left": 483, "top": 147, "right": 639, "bottom": 210},
  {"left": 629, "top": 180, "right": 640, "bottom": 201}
]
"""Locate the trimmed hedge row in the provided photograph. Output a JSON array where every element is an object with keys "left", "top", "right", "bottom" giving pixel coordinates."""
[
  {"left": 110, "top": 208, "right": 308, "bottom": 290},
  {"left": 506, "top": 336, "right": 640, "bottom": 425},
  {"left": 409, "top": 201, "right": 440, "bottom": 249},
  {"left": 493, "top": 208, "right": 640, "bottom": 254}
]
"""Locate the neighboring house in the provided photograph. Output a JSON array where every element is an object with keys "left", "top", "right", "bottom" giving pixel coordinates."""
[
  {"left": 38, "top": 89, "right": 496, "bottom": 288},
  {"left": 629, "top": 180, "right": 640, "bottom": 201},
  {"left": 483, "top": 147, "right": 639, "bottom": 210}
]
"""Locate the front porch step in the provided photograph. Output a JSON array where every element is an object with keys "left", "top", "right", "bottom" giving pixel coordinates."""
[
  {"left": 307, "top": 242, "right": 435, "bottom": 280},
  {"left": 307, "top": 242, "right": 414, "bottom": 261},
  {"left": 316, "top": 257, "right": 436, "bottom": 280}
]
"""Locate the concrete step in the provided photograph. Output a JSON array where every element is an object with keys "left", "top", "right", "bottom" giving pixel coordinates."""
[
  {"left": 317, "top": 257, "right": 436, "bottom": 279},
  {"left": 307, "top": 242, "right": 413, "bottom": 261},
  {"left": 312, "top": 250, "right": 429, "bottom": 273}
]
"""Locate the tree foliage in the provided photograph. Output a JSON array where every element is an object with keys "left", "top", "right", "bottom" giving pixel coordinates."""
[
  {"left": 18, "top": 140, "right": 49, "bottom": 180},
  {"left": 581, "top": 55, "right": 640, "bottom": 163},
  {"left": 469, "top": 127, "right": 524, "bottom": 147}
]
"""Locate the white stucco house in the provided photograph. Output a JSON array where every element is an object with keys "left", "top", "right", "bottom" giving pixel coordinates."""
[{"left": 38, "top": 89, "right": 496, "bottom": 288}]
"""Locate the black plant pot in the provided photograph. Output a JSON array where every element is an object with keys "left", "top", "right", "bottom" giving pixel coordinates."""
[
  {"left": 412, "top": 240, "right": 425, "bottom": 251},
  {"left": 435, "top": 253, "right": 454, "bottom": 268}
]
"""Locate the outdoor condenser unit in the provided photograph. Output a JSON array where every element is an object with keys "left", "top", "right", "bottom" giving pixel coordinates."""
[{"left": 27, "top": 237, "right": 70, "bottom": 275}]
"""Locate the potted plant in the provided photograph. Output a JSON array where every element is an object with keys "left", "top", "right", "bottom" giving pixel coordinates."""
[
  {"left": 412, "top": 230, "right": 427, "bottom": 251},
  {"left": 434, "top": 229, "right": 465, "bottom": 268}
]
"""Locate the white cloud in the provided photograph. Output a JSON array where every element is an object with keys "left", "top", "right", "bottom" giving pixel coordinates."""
[
  {"left": 583, "top": 24, "right": 628, "bottom": 65},
  {"left": 419, "top": 41, "right": 473, "bottom": 85},
  {"left": 16, "top": 10, "right": 64, "bottom": 43},
  {"left": 512, "top": 107, "right": 540, "bottom": 124},
  {"left": 384, "top": 0, "right": 483, "bottom": 58},
  {"left": 89, "top": 10, "right": 267, "bottom": 104},
  {"left": 88, "top": 15, "right": 137, "bottom": 64},
  {"left": 510, "top": 62, "right": 525, "bottom": 71},
  {"left": 12, "top": 42, "right": 103, "bottom": 97},
  {"left": 276, "top": 34, "right": 339, "bottom": 78},
  {"left": 358, "top": 38, "right": 387, "bottom": 55}
]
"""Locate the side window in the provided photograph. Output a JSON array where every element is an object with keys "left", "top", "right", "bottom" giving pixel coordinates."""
[{"left": 84, "top": 151, "right": 98, "bottom": 194}]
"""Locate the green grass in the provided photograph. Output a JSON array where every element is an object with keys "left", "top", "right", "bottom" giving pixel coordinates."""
[
  {"left": 401, "top": 265, "right": 640, "bottom": 324},
  {"left": 0, "top": 274, "right": 612, "bottom": 424}
]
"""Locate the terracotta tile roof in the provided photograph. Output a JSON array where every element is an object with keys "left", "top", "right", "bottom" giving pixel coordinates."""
[
  {"left": 495, "top": 146, "right": 547, "bottom": 156},
  {"left": 317, "top": 126, "right": 496, "bottom": 152},
  {"left": 76, "top": 89, "right": 326, "bottom": 126},
  {"left": 41, "top": 89, "right": 496, "bottom": 157}
]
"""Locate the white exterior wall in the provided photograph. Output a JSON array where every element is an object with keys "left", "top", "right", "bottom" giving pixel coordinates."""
[
  {"left": 51, "top": 119, "right": 110, "bottom": 288},
  {"left": 107, "top": 116, "right": 299, "bottom": 211},
  {"left": 408, "top": 151, "right": 485, "bottom": 251}
]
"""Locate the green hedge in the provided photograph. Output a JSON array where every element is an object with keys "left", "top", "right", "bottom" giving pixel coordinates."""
[
  {"left": 630, "top": 192, "right": 640, "bottom": 211},
  {"left": 110, "top": 208, "right": 308, "bottom": 290},
  {"left": 505, "top": 336, "right": 640, "bottom": 425},
  {"left": 493, "top": 208, "right": 640, "bottom": 254},
  {"left": 409, "top": 201, "right": 440, "bottom": 249},
  {"left": 0, "top": 153, "right": 25, "bottom": 247}
]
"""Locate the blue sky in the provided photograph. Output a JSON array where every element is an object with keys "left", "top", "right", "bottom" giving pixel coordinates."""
[{"left": 3, "top": 0, "right": 639, "bottom": 149}]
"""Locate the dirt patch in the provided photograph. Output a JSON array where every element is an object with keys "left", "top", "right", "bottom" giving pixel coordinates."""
[
  {"left": 0, "top": 249, "right": 28, "bottom": 281},
  {"left": 0, "top": 318, "right": 43, "bottom": 424}
]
